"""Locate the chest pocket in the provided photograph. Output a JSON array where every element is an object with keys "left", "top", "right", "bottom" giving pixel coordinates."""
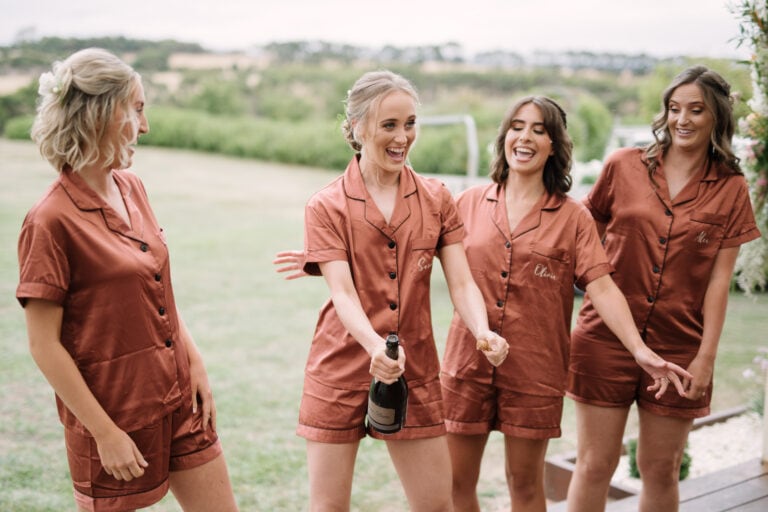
[
  {"left": 410, "top": 236, "right": 438, "bottom": 276},
  {"left": 684, "top": 212, "right": 726, "bottom": 255},
  {"left": 528, "top": 243, "right": 571, "bottom": 290}
]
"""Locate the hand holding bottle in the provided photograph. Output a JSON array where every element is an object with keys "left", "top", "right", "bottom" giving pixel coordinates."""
[
  {"left": 368, "top": 335, "right": 408, "bottom": 434},
  {"left": 369, "top": 337, "right": 406, "bottom": 385},
  {"left": 476, "top": 331, "right": 509, "bottom": 367}
]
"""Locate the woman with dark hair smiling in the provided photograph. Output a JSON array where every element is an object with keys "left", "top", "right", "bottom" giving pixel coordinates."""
[{"left": 440, "top": 95, "right": 691, "bottom": 512}]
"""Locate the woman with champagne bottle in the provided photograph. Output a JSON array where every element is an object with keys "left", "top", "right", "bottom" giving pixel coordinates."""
[{"left": 275, "top": 70, "right": 508, "bottom": 512}]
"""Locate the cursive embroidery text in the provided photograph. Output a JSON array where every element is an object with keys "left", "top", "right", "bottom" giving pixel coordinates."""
[
  {"left": 417, "top": 256, "right": 433, "bottom": 272},
  {"left": 534, "top": 263, "right": 557, "bottom": 280},
  {"left": 695, "top": 231, "right": 710, "bottom": 245}
]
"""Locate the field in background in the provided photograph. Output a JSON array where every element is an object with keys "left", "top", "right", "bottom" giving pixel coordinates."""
[{"left": 0, "top": 138, "right": 764, "bottom": 511}]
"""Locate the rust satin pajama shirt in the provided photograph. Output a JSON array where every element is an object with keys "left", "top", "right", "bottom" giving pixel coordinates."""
[
  {"left": 568, "top": 147, "right": 761, "bottom": 418},
  {"left": 17, "top": 169, "right": 220, "bottom": 511},
  {"left": 299, "top": 156, "right": 465, "bottom": 442},
  {"left": 441, "top": 183, "right": 612, "bottom": 439}
]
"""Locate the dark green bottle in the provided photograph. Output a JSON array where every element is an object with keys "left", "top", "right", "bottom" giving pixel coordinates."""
[{"left": 367, "top": 334, "right": 408, "bottom": 434}]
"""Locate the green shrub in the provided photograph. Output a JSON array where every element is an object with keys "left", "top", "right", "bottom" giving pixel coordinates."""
[
  {"left": 410, "top": 125, "right": 469, "bottom": 175},
  {"left": 141, "top": 107, "right": 351, "bottom": 169},
  {"left": 571, "top": 93, "right": 614, "bottom": 162},
  {"left": 627, "top": 438, "right": 691, "bottom": 481},
  {"left": 4, "top": 115, "right": 34, "bottom": 139}
]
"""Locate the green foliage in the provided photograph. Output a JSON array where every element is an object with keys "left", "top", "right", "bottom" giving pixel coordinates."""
[
  {"left": 733, "top": 0, "right": 768, "bottom": 292},
  {"left": 0, "top": 81, "right": 36, "bottom": 133},
  {"left": 627, "top": 438, "right": 691, "bottom": 481},
  {"left": 410, "top": 125, "right": 472, "bottom": 175},
  {"left": 0, "top": 35, "right": 755, "bottom": 176},
  {"left": 3, "top": 115, "right": 33, "bottom": 139},
  {"left": 1, "top": 36, "right": 203, "bottom": 70},
  {"left": 570, "top": 93, "right": 614, "bottom": 161},
  {"left": 186, "top": 79, "right": 248, "bottom": 116},
  {"left": 140, "top": 107, "right": 352, "bottom": 169}
]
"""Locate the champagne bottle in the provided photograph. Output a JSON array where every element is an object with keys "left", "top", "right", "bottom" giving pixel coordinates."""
[{"left": 367, "top": 334, "right": 408, "bottom": 434}]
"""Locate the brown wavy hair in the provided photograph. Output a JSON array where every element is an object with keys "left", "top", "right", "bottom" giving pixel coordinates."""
[
  {"left": 644, "top": 65, "right": 741, "bottom": 177},
  {"left": 489, "top": 96, "right": 573, "bottom": 195}
]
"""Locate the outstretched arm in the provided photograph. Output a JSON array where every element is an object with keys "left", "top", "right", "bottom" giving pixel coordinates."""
[
  {"left": 319, "top": 260, "right": 404, "bottom": 384},
  {"left": 585, "top": 275, "right": 693, "bottom": 399},
  {"left": 24, "top": 299, "right": 148, "bottom": 481},
  {"left": 438, "top": 242, "right": 508, "bottom": 367}
]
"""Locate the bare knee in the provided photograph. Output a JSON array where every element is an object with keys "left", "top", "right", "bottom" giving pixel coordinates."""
[
  {"left": 636, "top": 451, "right": 682, "bottom": 486},
  {"left": 506, "top": 467, "right": 542, "bottom": 504},
  {"left": 575, "top": 454, "right": 619, "bottom": 485}
]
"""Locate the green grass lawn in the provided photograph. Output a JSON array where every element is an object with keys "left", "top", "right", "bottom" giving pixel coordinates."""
[{"left": 0, "top": 138, "right": 765, "bottom": 511}]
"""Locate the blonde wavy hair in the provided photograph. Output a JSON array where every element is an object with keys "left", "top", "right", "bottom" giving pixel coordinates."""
[
  {"left": 340, "top": 70, "right": 420, "bottom": 153},
  {"left": 31, "top": 48, "right": 140, "bottom": 172}
]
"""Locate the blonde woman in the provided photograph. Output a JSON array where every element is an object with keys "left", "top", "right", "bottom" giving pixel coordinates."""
[
  {"left": 275, "top": 70, "right": 508, "bottom": 511},
  {"left": 17, "top": 48, "right": 238, "bottom": 512}
]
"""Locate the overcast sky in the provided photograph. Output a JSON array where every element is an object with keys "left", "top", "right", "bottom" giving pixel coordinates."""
[{"left": 0, "top": 0, "right": 752, "bottom": 59}]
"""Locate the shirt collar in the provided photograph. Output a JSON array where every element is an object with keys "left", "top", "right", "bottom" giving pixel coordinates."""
[
  {"left": 58, "top": 167, "right": 141, "bottom": 237},
  {"left": 484, "top": 182, "right": 566, "bottom": 210},
  {"left": 343, "top": 155, "right": 418, "bottom": 200}
]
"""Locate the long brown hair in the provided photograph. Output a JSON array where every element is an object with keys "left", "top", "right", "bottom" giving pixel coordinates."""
[{"left": 645, "top": 65, "right": 741, "bottom": 177}]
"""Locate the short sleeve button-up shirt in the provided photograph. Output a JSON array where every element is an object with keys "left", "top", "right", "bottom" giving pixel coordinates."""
[
  {"left": 17, "top": 169, "right": 188, "bottom": 435},
  {"left": 302, "top": 157, "right": 465, "bottom": 389},
  {"left": 441, "top": 183, "right": 612, "bottom": 396},
  {"left": 574, "top": 147, "right": 760, "bottom": 348}
]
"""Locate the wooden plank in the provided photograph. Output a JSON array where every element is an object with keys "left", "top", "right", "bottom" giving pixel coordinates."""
[
  {"left": 607, "top": 458, "right": 768, "bottom": 512},
  {"left": 729, "top": 495, "right": 768, "bottom": 511},
  {"left": 680, "top": 475, "right": 768, "bottom": 511},
  {"left": 679, "top": 459, "right": 768, "bottom": 501}
]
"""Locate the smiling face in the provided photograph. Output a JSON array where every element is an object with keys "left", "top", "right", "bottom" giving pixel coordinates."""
[
  {"left": 358, "top": 90, "right": 417, "bottom": 179},
  {"left": 503, "top": 102, "right": 553, "bottom": 178},
  {"left": 666, "top": 82, "right": 714, "bottom": 155},
  {"left": 103, "top": 79, "right": 149, "bottom": 170}
]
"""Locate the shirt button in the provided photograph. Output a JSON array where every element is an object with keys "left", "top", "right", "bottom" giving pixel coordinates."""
[
  {"left": 389, "top": 303, "right": 397, "bottom": 310},
  {"left": 647, "top": 296, "right": 655, "bottom": 303},
  {"left": 505, "top": 242, "right": 511, "bottom": 249},
  {"left": 154, "top": 273, "right": 162, "bottom": 281},
  {"left": 388, "top": 241, "right": 396, "bottom": 249},
  {"left": 159, "top": 307, "right": 166, "bottom": 315},
  {"left": 140, "top": 243, "right": 148, "bottom": 252},
  {"left": 659, "top": 237, "right": 667, "bottom": 245},
  {"left": 665, "top": 209, "right": 673, "bottom": 216},
  {"left": 165, "top": 339, "right": 173, "bottom": 347},
  {"left": 389, "top": 272, "right": 396, "bottom": 279},
  {"left": 653, "top": 265, "right": 660, "bottom": 273},
  {"left": 501, "top": 271, "right": 508, "bottom": 278},
  {"left": 496, "top": 300, "right": 503, "bottom": 308}
]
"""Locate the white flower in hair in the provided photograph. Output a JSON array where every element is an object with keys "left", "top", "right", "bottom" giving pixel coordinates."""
[{"left": 38, "top": 71, "right": 61, "bottom": 96}]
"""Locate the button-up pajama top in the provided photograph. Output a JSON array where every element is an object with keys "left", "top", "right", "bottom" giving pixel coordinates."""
[
  {"left": 572, "top": 148, "right": 760, "bottom": 355},
  {"left": 302, "top": 157, "right": 465, "bottom": 390},
  {"left": 441, "top": 183, "right": 612, "bottom": 397},
  {"left": 17, "top": 169, "right": 189, "bottom": 436}
]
